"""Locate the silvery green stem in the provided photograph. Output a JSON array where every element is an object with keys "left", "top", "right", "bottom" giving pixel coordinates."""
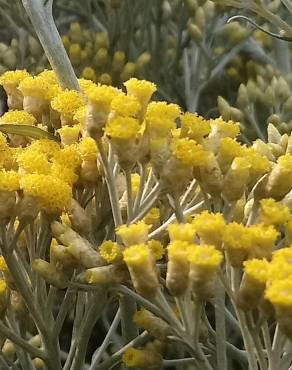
[
  {"left": 215, "top": 281, "right": 227, "bottom": 370},
  {"left": 21, "top": 0, "right": 79, "bottom": 90}
]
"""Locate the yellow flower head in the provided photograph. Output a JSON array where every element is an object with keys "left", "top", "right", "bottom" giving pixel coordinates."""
[
  {"left": 167, "top": 241, "right": 192, "bottom": 262},
  {"left": 144, "top": 207, "right": 160, "bottom": 226},
  {"left": 28, "top": 139, "right": 60, "bottom": 158},
  {"left": 245, "top": 148, "right": 271, "bottom": 179},
  {"left": 78, "top": 78, "right": 95, "bottom": 93},
  {"left": 209, "top": 117, "right": 240, "bottom": 138},
  {"left": 0, "top": 257, "right": 8, "bottom": 273},
  {"left": 53, "top": 145, "right": 82, "bottom": 170},
  {"left": 168, "top": 223, "right": 196, "bottom": 243},
  {"left": 86, "top": 84, "right": 119, "bottom": 113},
  {"left": 131, "top": 173, "right": 140, "bottom": 198},
  {"left": 57, "top": 124, "right": 81, "bottom": 145},
  {"left": 148, "top": 239, "right": 165, "bottom": 260},
  {"left": 122, "top": 348, "right": 147, "bottom": 368},
  {"left": 116, "top": 221, "right": 150, "bottom": 246},
  {"left": 81, "top": 67, "right": 96, "bottom": 81},
  {"left": 192, "top": 211, "right": 226, "bottom": 248},
  {"left": 248, "top": 224, "right": 279, "bottom": 259},
  {"left": 99, "top": 241, "right": 123, "bottom": 263},
  {"left": 180, "top": 112, "right": 211, "bottom": 142},
  {"left": 73, "top": 106, "right": 87, "bottom": 128},
  {"left": 259, "top": 198, "right": 290, "bottom": 226},
  {"left": 171, "top": 137, "right": 210, "bottom": 166},
  {"left": 123, "top": 244, "right": 152, "bottom": 266},
  {"left": 37, "top": 69, "right": 59, "bottom": 85},
  {"left": 146, "top": 116, "right": 176, "bottom": 138},
  {"left": 188, "top": 245, "right": 223, "bottom": 271},
  {"left": 265, "top": 278, "right": 292, "bottom": 308},
  {"left": 17, "top": 148, "right": 51, "bottom": 174},
  {"left": 146, "top": 101, "right": 181, "bottom": 122},
  {"left": 269, "top": 259, "right": 292, "bottom": 281},
  {"left": 124, "top": 78, "right": 156, "bottom": 107},
  {"left": 50, "top": 163, "right": 78, "bottom": 186},
  {"left": 272, "top": 246, "right": 292, "bottom": 264},
  {"left": 111, "top": 93, "right": 141, "bottom": 117},
  {"left": 78, "top": 137, "right": 98, "bottom": 161},
  {"left": 0, "top": 110, "right": 37, "bottom": 125},
  {"left": 51, "top": 90, "right": 84, "bottom": 120},
  {"left": 0, "top": 170, "right": 20, "bottom": 191},
  {"left": 218, "top": 137, "right": 245, "bottom": 169},
  {"left": 18, "top": 75, "right": 52, "bottom": 99},
  {"left": 243, "top": 259, "right": 270, "bottom": 283},
  {"left": 20, "top": 174, "right": 72, "bottom": 214},
  {"left": 105, "top": 116, "right": 140, "bottom": 140},
  {"left": 0, "top": 70, "right": 29, "bottom": 89}
]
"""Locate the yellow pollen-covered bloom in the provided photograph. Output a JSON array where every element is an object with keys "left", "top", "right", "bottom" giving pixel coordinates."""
[
  {"left": 259, "top": 198, "right": 290, "bottom": 226},
  {"left": 180, "top": 112, "right": 211, "bottom": 142},
  {"left": 148, "top": 240, "right": 165, "bottom": 260},
  {"left": 123, "top": 243, "right": 152, "bottom": 266},
  {"left": 0, "top": 170, "right": 20, "bottom": 191},
  {"left": 50, "top": 163, "right": 78, "bottom": 186},
  {"left": 168, "top": 223, "right": 196, "bottom": 243},
  {"left": 105, "top": 117, "right": 140, "bottom": 140},
  {"left": 78, "top": 137, "right": 98, "bottom": 161},
  {"left": 111, "top": 93, "right": 141, "bottom": 117},
  {"left": 248, "top": 224, "right": 279, "bottom": 260},
  {"left": 18, "top": 76, "right": 52, "bottom": 99},
  {"left": 0, "top": 70, "right": 29, "bottom": 89},
  {"left": 171, "top": 137, "right": 210, "bottom": 166},
  {"left": 269, "top": 259, "right": 292, "bottom": 281},
  {"left": 99, "top": 241, "right": 123, "bottom": 263},
  {"left": 123, "top": 348, "right": 162, "bottom": 368},
  {"left": 188, "top": 245, "right": 223, "bottom": 272},
  {"left": 144, "top": 207, "right": 160, "bottom": 226},
  {"left": 265, "top": 279, "right": 292, "bottom": 308},
  {"left": 244, "top": 148, "right": 271, "bottom": 180},
  {"left": 17, "top": 148, "right": 51, "bottom": 174},
  {"left": 86, "top": 84, "right": 119, "bottom": 113},
  {"left": 147, "top": 117, "right": 176, "bottom": 138},
  {"left": 266, "top": 154, "right": 292, "bottom": 199},
  {"left": 29, "top": 139, "right": 60, "bottom": 158},
  {"left": 116, "top": 221, "right": 150, "bottom": 246},
  {"left": 78, "top": 78, "right": 95, "bottom": 93},
  {"left": 73, "top": 106, "right": 87, "bottom": 129},
  {"left": 0, "top": 110, "right": 37, "bottom": 125},
  {"left": 53, "top": 145, "right": 82, "bottom": 170},
  {"left": 209, "top": 117, "right": 240, "bottom": 138},
  {"left": 51, "top": 90, "right": 84, "bottom": 121},
  {"left": 272, "top": 246, "right": 292, "bottom": 263},
  {"left": 218, "top": 137, "right": 245, "bottom": 171},
  {"left": 192, "top": 211, "right": 226, "bottom": 248},
  {"left": 37, "top": 69, "right": 58, "bottom": 85},
  {"left": 243, "top": 259, "right": 270, "bottom": 283},
  {"left": 57, "top": 125, "right": 81, "bottom": 145},
  {"left": 146, "top": 101, "right": 181, "bottom": 122},
  {"left": 20, "top": 174, "right": 72, "bottom": 214},
  {"left": 124, "top": 78, "right": 156, "bottom": 108}
]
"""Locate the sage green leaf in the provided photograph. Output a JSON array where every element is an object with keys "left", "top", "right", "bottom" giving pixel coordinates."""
[{"left": 0, "top": 124, "right": 60, "bottom": 142}]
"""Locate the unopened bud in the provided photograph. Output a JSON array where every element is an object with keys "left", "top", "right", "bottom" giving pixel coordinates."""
[
  {"left": 188, "top": 23, "right": 202, "bottom": 42},
  {"left": 237, "top": 84, "right": 250, "bottom": 109},
  {"left": 32, "top": 259, "right": 68, "bottom": 289},
  {"left": 133, "top": 309, "right": 171, "bottom": 340},
  {"left": 194, "top": 7, "right": 205, "bottom": 30},
  {"left": 85, "top": 264, "right": 128, "bottom": 285}
]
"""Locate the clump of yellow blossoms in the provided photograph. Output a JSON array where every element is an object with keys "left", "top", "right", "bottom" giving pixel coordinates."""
[{"left": 2, "top": 69, "right": 292, "bottom": 370}]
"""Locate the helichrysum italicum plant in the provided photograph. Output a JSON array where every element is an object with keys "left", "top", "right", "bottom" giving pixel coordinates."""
[{"left": 1, "top": 1, "right": 292, "bottom": 370}]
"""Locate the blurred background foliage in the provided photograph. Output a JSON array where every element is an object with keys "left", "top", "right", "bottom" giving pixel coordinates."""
[{"left": 0, "top": 0, "right": 292, "bottom": 140}]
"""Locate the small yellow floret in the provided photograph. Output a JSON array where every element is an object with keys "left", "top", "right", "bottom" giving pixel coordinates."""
[
  {"left": 192, "top": 211, "right": 226, "bottom": 247},
  {"left": 124, "top": 78, "right": 156, "bottom": 107},
  {"left": 209, "top": 117, "right": 240, "bottom": 138},
  {"left": 17, "top": 148, "right": 51, "bottom": 175},
  {"left": 0, "top": 70, "right": 29, "bottom": 88},
  {"left": 20, "top": 174, "right": 72, "bottom": 214},
  {"left": 147, "top": 117, "right": 176, "bottom": 137},
  {"left": 0, "top": 110, "right": 37, "bottom": 125},
  {"left": 260, "top": 198, "right": 290, "bottom": 226},
  {"left": 78, "top": 137, "right": 98, "bottom": 161},
  {"left": 180, "top": 112, "right": 211, "bottom": 142},
  {"left": 167, "top": 241, "right": 192, "bottom": 261},
  {"left": 148, "top": 240, "right": 165, "bottom": 260},
  {"left": 171, "top": 137, "right": 210, "bottom": 166},
  {"left": 50, "top": 163, "right": 78, "bottom": 186},
  {"left": 0, "top": 170, "right": 20, "bottom": 191},
  {"left": 144, "top": 207, "right": 160, "bottom": 226},
  {"left": 37, "top": 69, "right": 58, "bottom": 85},
  {"left": 116, "top": 221, "right": 150, "bottom": 246},
  {"left": 28, "top": 139, "right": 60, "bottom": 158},
  {"left": 146, "top": 101, "right": 181, "bottom": 121},
  {"left": 99, "top": 241, "right": 122, "bottom": 263},
  {"left": 105, "top": 117, "right": 140, "bottom": 140},
  {"left": 51, "top": 90, "right": 84, "bottom": 120},
  {"left": 57, "top": 125, "right": 81, "bottom": 145},
  {"left": 265, "top": 279, "right": 292, "bottom": 307},
  {"left": 111, "top": 93, "right": 141, "bottom": 117},
  {"left": 86, "top": 84, "right": 119, "bottom": 112},
  {"left": 188, "top": 245, "right": 223, "bottom": 269},
  {"left": 168, "top": 223, "right": 196, "bottom": 243},
  {"left": 123, "top": 244, "right": 151, "bottom": 266},
  {"left": 248, "top": 224, "right": 279, "bottom": 259},
  {"left": 122, "top": 348, "right": 146, "bottom": 367},
  {"left": 243, "top": 259, "right": 270, "bottom": 283},
  {"left": 53, "top": 145, "right": 82, "bottom": 170},
  {"left": 18, "top": 76, "right": 52, "bottom": 99}
]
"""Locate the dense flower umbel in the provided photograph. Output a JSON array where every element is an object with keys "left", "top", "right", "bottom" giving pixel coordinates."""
[{"left": 1, "top": 69, "right": 292, "bottom": 370}]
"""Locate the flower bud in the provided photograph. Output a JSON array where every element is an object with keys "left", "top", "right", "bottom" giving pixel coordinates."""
[
  {"left": 133, "top": 309, "right": 171, "bottom": 340},
  {"left": 123, "top": 347, "right": 162, "bottom": 369},
  {"left": 32, "top": 259, "right": 68, "bottom": 289},
  {"left": 85, "top": 264, "right": 128, "bottom": 285},
  {"left": 2, "top": 340, "right": 15, "bottom": 360}
]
